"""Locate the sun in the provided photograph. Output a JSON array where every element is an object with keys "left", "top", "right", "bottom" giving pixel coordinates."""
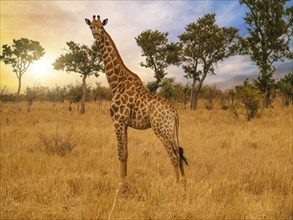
[{"left": 30, "top": 57, "right": 53, "bottom": 78}]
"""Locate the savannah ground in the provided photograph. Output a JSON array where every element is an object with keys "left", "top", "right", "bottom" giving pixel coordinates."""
[{"left": 0, "top": 100, "right": 292, "bottom": 219}]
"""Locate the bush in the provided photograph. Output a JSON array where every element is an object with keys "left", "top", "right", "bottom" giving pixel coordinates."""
[
  {"left": 158, "top": 78, "right": 185, "bottom": 102},
  {"left": 91, "top": 83, "right": 112, "bottom": 102},
  {"left": 276, "top": 72, "right": 293, "bottom": 106},
  {"left": 235, "top": 80, "right": 263, "bottom": 121},
  {"left": 201, "top": 86, "right": 223, "bottom": 110},
  {"left": 0, "top": 87, "right": 15, "bottom": 103},
  {"left": 36, "top": 128, "right": 77, "bottom": 157}
]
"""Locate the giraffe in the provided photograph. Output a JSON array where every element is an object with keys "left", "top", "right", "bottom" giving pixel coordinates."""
[{"left": 85, "top": 15, "right": 188, "bottom": 187}]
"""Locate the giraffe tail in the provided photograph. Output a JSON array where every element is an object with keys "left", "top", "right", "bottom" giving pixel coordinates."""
[
  {"left": 174, "top": 113, "right": 188, "bottom": 166},
  {"left": 179, "top": 147, "right": 188, "bottom": 166}
]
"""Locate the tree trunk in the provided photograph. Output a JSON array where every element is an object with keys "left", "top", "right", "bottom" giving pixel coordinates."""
[
  {"left": 80, "top": 74, "right": 87, "bottom": 114},
  {"left": 16, "top": 76, "right": 22, "bottom": 111},
  {"left": 191, "top": 90, "right": 201, "bottom": 110},
  {"left": 190, "top": 79, "right": 196, "bottom": 110},
  {"left": 258, "top": 67, "right": 273, "bottom": 108},
  {"left": 190, "top": 74, "right": 205, "bottom": 110},
  {"left": 16, "top": 77, "right": 21, "bottom": 101},
  {"left": 68, "top": 100, "right": 72, "bottom": 111},
  {"left": 264, "top": 90, "right": 272, "bottom": 108}
]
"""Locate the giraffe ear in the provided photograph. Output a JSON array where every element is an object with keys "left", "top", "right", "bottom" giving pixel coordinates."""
[
  {"left": 102, "top": 18, "right": 108, "bottom": 26},
  {"left": 85, "top": 18, "right": 91, "bottom": 26}
]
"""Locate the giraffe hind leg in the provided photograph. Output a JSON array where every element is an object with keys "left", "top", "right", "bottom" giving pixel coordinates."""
[
  {"left": 169, "top": 144, "right": 180, "bottom": 183},
  {"left": 165, "top": 142, "right": 180, "bottom": 183},
  {"left": 178, "top": 146, "right": 187, "bottom": 188},
  {"left": 150, "top": 109, "right": 186, "bottom": 184},
  {"left": 151, "top": 126, "right": 180, "bottom": 182}
]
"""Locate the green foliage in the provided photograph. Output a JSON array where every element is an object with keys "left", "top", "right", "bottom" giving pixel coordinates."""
[
  {"left": 0, "top": 87, "right": 14, "bottom": 103},
  {"left": 0, "top": 38, "right": 45, "bottom": 76},
  {"left": 0, "top": 38, "right": 45, "bottom": 98},
  {"left": 239, "top": 0, "right": 293, "bottom": 107},
  {"left": 235, "top": 80, "right": 263, "bottom": 121},
  {"left": 200, "top": 86, "right": 223, "bottom": 110},
  {"left": 146, "top": 81, "right": 159, "bottom": 93},
  {"left": 4, "top": 83, "right": 114, "bottom": 105},
  {"left": 158, "top": 78, "right": 185, "bottom": 101},
  {"left": 135, "top": 30, "right": 181, "bottom": 93},
  {"left": 53, "top": 41, "right": 102, "bottom": 77},
  {"left": 53, "top": 41, "right": 103, "bottom": 114},
  {"left": 179, "top": 13, "right": 239, "bottom": 109},
  {"left": 91, "top": 83, "right": 112, "bottom": 101},
  {"left": 179, "top": 14, "right": 239, "bottom": 79},
  {"left": 25, "top": 86, "right": 49, "bottom": 102},
  {"left": 276, "top": 72, "right": 293, "bottom": 106},
  {"left": 23, "top": 85, "right": 67, "bottom": 103},
  {"left": 65, "top": 84, "right": 83, "bottom": 103},
  {"left": 25, "top": 87, "right": 37, "bottom": 105},
  {"left": 47, "top": 86, "right": 67, "bottom": 103},
  {"left": 199, "top": 86, "right": 223, "bottom": 99}
]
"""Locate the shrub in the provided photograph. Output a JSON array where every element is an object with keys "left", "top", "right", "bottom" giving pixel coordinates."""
[
  {"left": 36, "top": 128, "right": 77, "bottom": 157},
  {"left": 235, "top": 80, "right": 263, "bottom": 121},
  {"left": 0, "top": 87, "right": 15, "bottom": 103},
  {"left": 158, "top": 78, "right": 185, "bottom": 102},
  {"left": 276, "top": 72, "right": 293, "bottom": 106},
  {"left": 201, "top": 86, "right": 223, "bottom": 110}
]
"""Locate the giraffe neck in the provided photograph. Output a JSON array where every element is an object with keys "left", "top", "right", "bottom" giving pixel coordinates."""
[{"left": 96, "top": 30, "right": 143, "bottom": 93}]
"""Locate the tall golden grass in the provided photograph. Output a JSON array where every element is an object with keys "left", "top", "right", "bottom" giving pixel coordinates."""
[{"left": 0, "top": 101, "right": 292, "bottom": 219}]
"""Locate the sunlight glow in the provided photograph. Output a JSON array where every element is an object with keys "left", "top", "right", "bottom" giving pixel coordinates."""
[{"left": 30, "top": 57, "right": 53, "bottom": 79}]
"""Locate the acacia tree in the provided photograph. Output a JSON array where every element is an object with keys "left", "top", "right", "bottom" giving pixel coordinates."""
[
  {"left": 53, "top": 41, "right": 102, "bottom": 114},
  {"left": 239, "top": 0, "right": 293, "bottom": 108},
  {"left": 179, "top": 14, "right": 239, "bottom": 110},
  {"left": 135, "top": 29, "right": 181, "bottom": 93},
  {"left": 0, "top": 38, "right": 45, "bottom": 104}
]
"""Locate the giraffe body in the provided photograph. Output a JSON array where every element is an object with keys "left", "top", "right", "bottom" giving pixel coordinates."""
[{"left": 85, "top": 15, "right": 187, "bottom": 184}]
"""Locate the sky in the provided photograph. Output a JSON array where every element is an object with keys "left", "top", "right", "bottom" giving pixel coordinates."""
[{"left": 1, "top": 0, "right": 292, "bottom": 93}]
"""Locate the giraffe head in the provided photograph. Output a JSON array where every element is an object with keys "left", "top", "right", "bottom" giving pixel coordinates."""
[{"left": 85, "top": 15, "right": 108, "bottom": 38}]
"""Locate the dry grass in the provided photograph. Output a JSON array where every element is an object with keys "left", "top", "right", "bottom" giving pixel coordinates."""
[{"left": 0, "top": 101, "right": 292, "bottom": 219}]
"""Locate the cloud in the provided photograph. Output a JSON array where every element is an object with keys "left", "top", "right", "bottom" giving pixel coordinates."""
[
  {"left": 208, "top": 58, "right": 292, "bottom": 90},
  {"left": 1, "top": 1, "right": 291, "bottom": 93},
  {"left": 216, "top": 56, "right": 255, "bottom": 77}
]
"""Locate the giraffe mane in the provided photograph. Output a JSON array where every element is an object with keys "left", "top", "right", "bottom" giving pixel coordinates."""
[{"left": 103, "top": 30, "right": 144, "bottom": 86}]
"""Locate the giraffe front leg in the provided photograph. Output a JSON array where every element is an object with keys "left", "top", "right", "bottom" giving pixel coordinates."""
[{"left": 114, "top": 122, "right": 128, "bottom": 181}]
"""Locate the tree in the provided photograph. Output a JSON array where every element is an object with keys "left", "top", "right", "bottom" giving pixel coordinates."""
[
  {"left": 0, "top": 38, "right": 45, "bottom": 104},
  {"left": 239, "top": 0, "right": 293, "bottom": 108},
  {"left": 179, "top": 14, "right": 239, "bottom": 110},
  {"left": 135, "top": 30, "right": 181, "bottom": 93},
  {"left": 53, "top": 41, "right": 102, "bottom": 114}
]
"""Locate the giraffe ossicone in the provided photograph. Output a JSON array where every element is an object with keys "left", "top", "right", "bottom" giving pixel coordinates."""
[{"left": 85, "top": 15, "right": 187, "bottom": 187}]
